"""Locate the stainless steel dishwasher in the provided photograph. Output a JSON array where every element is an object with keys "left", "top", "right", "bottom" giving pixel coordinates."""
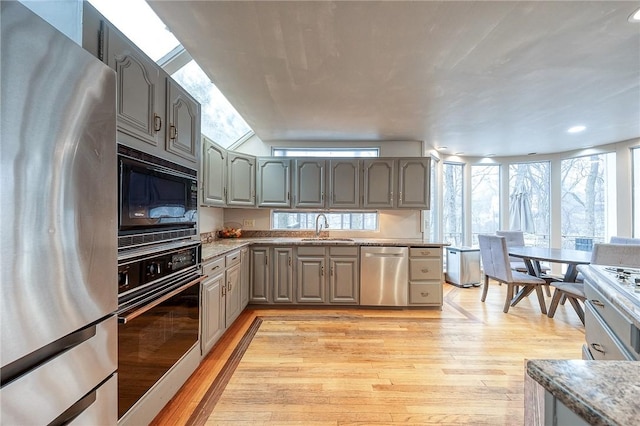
[{"left": 360, "top": 246, "right": 408, "bottom": 306}]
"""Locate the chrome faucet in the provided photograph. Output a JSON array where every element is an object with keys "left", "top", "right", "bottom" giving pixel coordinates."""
[{"left": 315, "top": 213, "right": 329, "bottom": 237}]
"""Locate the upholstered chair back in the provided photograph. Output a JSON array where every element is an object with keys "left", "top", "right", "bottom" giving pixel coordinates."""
[
  {"left": 478, "top": 235, "right": 513, "bottom": 283},
  {"left": 590, "top": 243, "right": 640, "bottom": 268},
  {"left": 609, "top": 236, "right": 640, "bottom": 245}
]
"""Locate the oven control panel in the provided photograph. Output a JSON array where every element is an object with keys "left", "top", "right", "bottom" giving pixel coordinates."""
[{"left": 118, "top": 245, "right": 199, "bottom": 297}]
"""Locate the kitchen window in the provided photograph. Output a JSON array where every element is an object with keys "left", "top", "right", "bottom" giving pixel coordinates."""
[
  {"left": 471, "top": 164, "right": 501, "bottom": 246},
  {"left": 272, "top": 212, "right": 378, "bottom": 231},
  {"left": 272, "top": 148, "right": 379, "bottom": 157}
]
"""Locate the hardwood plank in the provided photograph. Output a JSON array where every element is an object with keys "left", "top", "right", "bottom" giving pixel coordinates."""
[{"left": 151, "top": 281, "right": 584, "bottom": 425}]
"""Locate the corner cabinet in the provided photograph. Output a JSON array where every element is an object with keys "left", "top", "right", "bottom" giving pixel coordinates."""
[
  {"left": 257, "top": 158, "right": 291, "bottom": 207},
  {"left": 397, "top": 158, "right": 430, "bottom": 209},
  {"left": 202, "top": 137, "right": 226, "bottom": 206}
]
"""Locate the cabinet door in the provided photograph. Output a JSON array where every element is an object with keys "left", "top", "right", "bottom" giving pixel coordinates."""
[
  {"left": 398, "top": 158, "right": 430, "bottom": 209},
  {"left": 103, "top": 21, "right": 163, "bottom": 151},
  {"left": 225, "top": 263, "right": 242, "bottom": 326},
  {"left": 257, "top": 158, "right": 291, "bottom": 207},
  {"left": 202, "top": 137, "right": 226, "bottom": 206},
  {"left": 250, "top": 247, "right": 270, "bottom": 303},
  {"left": 329, "top": 257, "right": 359, "bottom": 304},
  {"left": 273, "top": 248, "right": 294, "bottom": 303},
  {"left": 363, "top": 159, "right": 395, "bottom": 208},
  {"left": 201, "top": 273, "right": 225, "bottom": 356},
  {"left": 240, "top": 248, "right": 250, "bottom": 309},
  {"left": 296, "top": 256, "right": 326, "bottom": 303},
  {"left": 329, "top": 159, "right": 360, "bottom": 208},
  {"left": 294, "top": 159, "right": 325, "bottom": 208},
  {"left": 227, "top": 152, "right": 256, "bottom": 207},
  {"left": 166, "top": 78, "right": 200, "bottom": 165}
]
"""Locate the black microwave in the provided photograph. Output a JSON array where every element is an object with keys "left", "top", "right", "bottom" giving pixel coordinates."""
[{"left": 118, "top": 146, "right": 198, "bottom": 233}]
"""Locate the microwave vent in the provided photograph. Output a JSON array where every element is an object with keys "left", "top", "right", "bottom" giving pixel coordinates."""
[{"left": 118, "top": 228, "right": 196, "bottom": 249}]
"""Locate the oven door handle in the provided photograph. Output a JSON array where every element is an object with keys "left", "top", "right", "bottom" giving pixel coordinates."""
[{"left": 118, "top": 275, "right": 207, "bottom": 324}]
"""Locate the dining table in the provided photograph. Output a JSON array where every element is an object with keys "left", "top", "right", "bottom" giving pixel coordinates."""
[
  {"left": 506, "top": 246, "right": 592, "bottom": 310},
  {"left": 507, "top": 246, "right": 592, "bottom": 282}
]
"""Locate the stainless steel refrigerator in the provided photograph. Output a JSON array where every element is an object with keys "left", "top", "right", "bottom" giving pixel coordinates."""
[{"left": 0, "top": 2, "right": 118, "bottom": 424}]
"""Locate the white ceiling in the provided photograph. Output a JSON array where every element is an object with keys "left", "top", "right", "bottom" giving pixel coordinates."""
[{"left": 148, "top": 1, "right": 640, "bottom": 157}]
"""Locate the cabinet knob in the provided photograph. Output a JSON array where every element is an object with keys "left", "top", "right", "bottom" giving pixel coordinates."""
[
  {"left": 420, "top": 292, "right": 429, "bottom": 297},
  {"left": 170, "top": 124, "right": 178, "bottom": 140}
]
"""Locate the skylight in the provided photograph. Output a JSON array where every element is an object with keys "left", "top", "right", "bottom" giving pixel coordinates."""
[{"left": 88, "top": 0, "right": 179, "bottom": 62}]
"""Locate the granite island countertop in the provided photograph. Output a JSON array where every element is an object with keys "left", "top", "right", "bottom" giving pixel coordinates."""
[
  {"left": 527, "top": 359, "right": 640, "bottom": 426},
  {"left": 201, "top": 237, "right": 449, "bottom": 262}
]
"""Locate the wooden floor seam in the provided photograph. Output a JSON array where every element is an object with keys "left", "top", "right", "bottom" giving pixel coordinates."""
[{"left": 186, "top": 316, "right": 263, "bottom": 426}]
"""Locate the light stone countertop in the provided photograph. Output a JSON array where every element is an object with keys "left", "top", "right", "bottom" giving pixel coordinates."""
[
  {"left": 527, "top": 359, "right": 640, "bottom": 426},
  {"left": 201, "top": 237, "right": 449, "bottom": 262}
]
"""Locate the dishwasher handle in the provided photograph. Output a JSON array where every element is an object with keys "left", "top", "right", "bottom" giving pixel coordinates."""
[{"left": 364, "top": 252, "right": 406, "bottom": 258}]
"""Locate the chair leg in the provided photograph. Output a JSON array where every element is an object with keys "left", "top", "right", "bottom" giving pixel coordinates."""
[
  {"left": 544, "top": 284, "right": 551, "bottom": 297},
  {"left": 535, "top": 285, "right": 547, "bottom": 315},
  {"left": 567, "top": 297, "right": 585, "bottom": 325},
  {"left": 481, "top": 275, "right": 490, "bottom": 302},
  {"left": 547, "top": 289, "right": 563, "bottom": 318},
  {"left": 503, "top": 284, "right": 514, "bottom": 313}
]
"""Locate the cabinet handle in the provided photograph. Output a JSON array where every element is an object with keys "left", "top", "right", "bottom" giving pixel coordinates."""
[
  {"left": 265, "top": 256, "right": 268, "bottom": 266},
  {"left": 170, "top": 124, "right": 178, "bottom": 140},
  {"left": 330, "top": 266, "right": 334, "bottom": 276},
  {"left": 210, "top": 265, "right": 220, "bottom": 271},
  {"left": 590, "top": 343, "right": 606, "bottom": 354},
  {"left": 153, "top": 113, "right": 162, "bottom": 132},
  {"left": 421, "top": 268, "right": 429, "bottom": 273},
  {"left": 287, "top": 191, "right": 290, "bottom": 200},
  {"left": 421, "top": 251, "right": 431, "bottom": 256},
  {"left": 321, "top": 266, "right": 324, "bottom": 276},
  {"left": 591, "top": 299, "right": 605, "bottom": 308},
  {"left": 399, "top": 191, "right": 402, "bottom": 200},
  {"left": 288, "top": 257, "right": 292, "bottom": 266},
  {"left": 222, "top": 285, "right": 226, "bottom": 296},
  {"left": 227, "top": 282, "right": 232, "bottom": 292},
  {"left": 421, "top": 292, "right": 429, "bottom": 297}
]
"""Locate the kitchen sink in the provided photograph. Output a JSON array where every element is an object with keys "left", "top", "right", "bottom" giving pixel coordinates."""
[{"left": 301, "top": 238, "right": 354, "bottom": 242}]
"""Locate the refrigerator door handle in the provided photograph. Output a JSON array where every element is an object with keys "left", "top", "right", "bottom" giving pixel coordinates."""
[{"left": 1, "top": 325, "right": 96, "bottom": 388}]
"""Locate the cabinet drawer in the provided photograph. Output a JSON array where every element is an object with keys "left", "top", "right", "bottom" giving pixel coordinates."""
[
  {"left": 409, "top": 283, "right": 442, "bottom": 305},
  {"left": 297, "top": 246, "right": 325, "bottom": 256},
  {"left": 204, "top": 257, "right": 225, "bottom": 276},
  {"left": 409, "top": 258, "right": 441, "bottom": 280},
  {"left": 409, "top": 247, "right": 440, "bottom": 258},
  {"left": 585, "top": 302, "right": 635, "bottom": 360},
  {"left": 585, "top": 281, "right": 639, "bottom": 357},
  {"left": 225, "top": 250, "right": 241, "bottom": 267},
  {"left": 329, "top": 246, "right": 358, "bottom": 256}
]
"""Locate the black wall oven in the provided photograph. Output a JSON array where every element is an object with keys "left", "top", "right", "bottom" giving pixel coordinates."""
[
  {"left": 118, "top": 145, "right": 198, "bottom": 249},
  {"left": 117, "top": 243, "right": 204, "bottom": 419}
]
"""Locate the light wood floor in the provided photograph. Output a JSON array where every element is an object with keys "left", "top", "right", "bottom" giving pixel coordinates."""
[{"left": 151, "top": 282, "right": 585, "bottom": 425}]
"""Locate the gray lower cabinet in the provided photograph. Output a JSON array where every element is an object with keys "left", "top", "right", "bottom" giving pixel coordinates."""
[
  {"left": 240, "top": 247, "right": 250, "bottom": 309},
  {"left": 273, "top": 247, "right": 294, "bottom": 303},
  {"left": 250, "top": 247, "right": 271, "bottom": 303},
  {"left": 525, "top": 374, "right": 589, "bottom": 426},
  {"left": 408, "top": 247, "right": 443, "bottom": 307},
  {"left": 201, "top": 257, "right": 225, "bottom": 356},
  {"left": 583, "top": 279, "right": 639, "bottom": 360},
  {"left": 296, "top": 246, "right": 359, "bottom": 304},
  {"left": 201, "top": 250, "right": 244, "bottom": 357}
]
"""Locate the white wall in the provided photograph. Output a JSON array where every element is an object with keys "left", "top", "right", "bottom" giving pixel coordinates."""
[{"left": 199, "top": 206, "right": 224, "bottom": 235}]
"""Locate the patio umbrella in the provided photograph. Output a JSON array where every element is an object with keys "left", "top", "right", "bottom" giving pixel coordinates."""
[{"left": 509, "top": 188, "right": 535, "bottom": 233}]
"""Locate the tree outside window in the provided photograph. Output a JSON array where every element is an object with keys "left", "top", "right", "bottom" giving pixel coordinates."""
[
  {"left": 509, "top": 162, "right": 550, "bottom": 247},
  {"left": 442, "top": 162, "right": 464, "bottom": 246},
  {"left": 471, "top": 165, "right": 500, "bottom": 246}
]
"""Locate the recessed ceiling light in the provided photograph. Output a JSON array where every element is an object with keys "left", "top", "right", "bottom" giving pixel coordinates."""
[
  {"left": 486, "top": 154, "right": 496, "bottom": 157},
  {"left": 629, "top": 7, "right": 640, "bottom": 23},
  {"left": 567, "top": 125, "right": 586, "bottom": 133},
  {"left": 454, "top": 152, "right": 464, "bottom": 155},
  {"left": 436, "top": 146, "right": 448, "bottom": 151}
]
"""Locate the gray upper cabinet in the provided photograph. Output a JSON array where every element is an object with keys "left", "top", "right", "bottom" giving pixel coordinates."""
[
  {"left": 201, "top": 137, "right": 226, "bottom": 206},
  {"left": 99, "top": 16, "right": 200, "bottom": 168},
  {"left": 227, "top": 152, "right": 256, "bottom": 207},
  {"left": 328, "top": 159, "right": 360, "bottom": 208},
  {"left": 294, "top": 159, "right": 326, "bottom": 208},
  {"left": 397, "top": 158, "right": 430, "bottom": 209},
  {"left": 257, "top": 158, "right": 291, "bottom": 207},
  {"left": 166, "top": 79, "right": 200, "bottom": 164},
  {"left": 103, "top": 21, "right": 163, "bottom": 151},
  {"left": 363, "top": 159, "right": 395, "bottom": 208}
]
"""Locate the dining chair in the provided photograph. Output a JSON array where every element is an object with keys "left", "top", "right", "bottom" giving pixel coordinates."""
[
  {"left": 478, "top": 234, "right": 548, "bottom": 314},
  {"left": 496, "top": 230, "right": 551, "bottom": 274},
  {"left": 548, "top": 243, "right": 640, "bottom": 324},
  {"left": 609, "top": 236, "right": 640, "bottom": 245}
]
